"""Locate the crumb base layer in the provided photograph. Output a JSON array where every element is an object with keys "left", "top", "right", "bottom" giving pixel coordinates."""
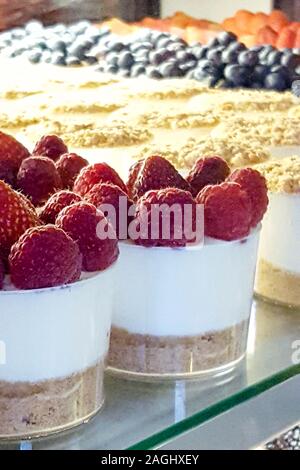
[
  {"left": 0, "top": 360, "right": 105, "bottom": 439},
  {"left": 108, "top": 322, "right": 248, "bottom": 378},
  {"left": 255, "top": 259, "right": 300, "bottom": 308}
]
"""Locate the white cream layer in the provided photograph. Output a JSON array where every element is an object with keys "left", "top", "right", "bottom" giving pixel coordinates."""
[
  {"left": 0, "top": 268, "right": 115, "bottom": 383},
  {"left": 258, "top": 192, "right": 300, "bottom": 274},
  {"left": 112, "top": 231, "right": 259, "bottom": 337}
]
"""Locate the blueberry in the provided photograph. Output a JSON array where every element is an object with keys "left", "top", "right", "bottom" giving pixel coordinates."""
[
  {"left": 264, "top": 73, "right": 288, "bottom": 91},
  {"left": 27, "top": 50, "right": 42, "bottom": 64},
  {"left": 206, "top": 75, "right": 221, "bottom": 87},
  {"left": 193, "top": 69, "right": 206, "bottom": 81},
  {"left": 167, "top": 41, "right": 187, "bottom": 52},
  {"left": 281, "top": 53, "right": 300, "bottom": 69},
  {"left": 11, "top": 28, "right": 27, "bottom": 40},
  {"left": 40, "top": 51, "right": 52, "bottom": 63},
  {"left": 219, "top": 80, "right": 235, "bottom": 89},
  {"left": 159, "top": 61, "right": 184, "bottom": 78},
  {"left": 198, "top": 59, "right": 219, "bottom": 74},
  {"left": 291, "top": 80, "right": 300, "bottom": 97},
  {"left": 224, "top": 64, "right": 250, "bottom": 87},
  {"left": 118, "top": 51, "right": 134, "bottom": 69},
  {"left": 250, "top": 45, "right": 264, "bottom": 52},
  {"left": 9, "top": 47, "right": 27, "bottom": 58},
  {"left": 149, "top": 48, "right": 174, "bottom": 66},
  {"left": 192, "top": 45, "right": 208, "bottom": 60},
  {"left": 67, "top": 44, "right": 87, "bottom": 60},
  {"left": 25, "top": 20, "right": 43, "bottom": 34},
  {"left": 51, "top": 54, "right": 66, "bottom": 66},
  {"left": 250, "top": 82, "right": 263, "bottom": 89},
  {"left": 238, "top": 50, "right": 258, "bottom": 67},
  {"left": 251, "top": 64, "right": 269, "bottom": 83},
  {"left": 65, "top": 56, "right": 81, "bottom": 66},
  {"left": 104, "top": 64, "right": 119, "bottom": 74},
  {"left": 228, "top": 41, "right": 246, "bottom": 53},
  {"left": 146, "top": 67, "right": 163, "bottom": 79},
  {"left": 206, "top": 47, "right": 224, "bottom": 65},
  {"left": 155, "top": 37, "right": 174, "bottom": 50},
  {"left": 218, "top": 31, "right": 237, "bottom": 46},
  {"left": 179, "top": 60, "right": 197, "bottom": 73},
  {"left": 105, "top": 52, "right": 119, "bottom": 66},
  {"left": 293, "top": 48, "right": 300, "bottom": 55},
  {"left": 259, "top": 45, "right": 275, "bottom": 63},
  {"left": 47, "top": 39, "right": 66, "bottom": 53},
  {"left": 131, "top": 64, "right": 146, "bottom": 77},
  {"left": 107, "top": 40, "right": 126, "bottom": 53},
  {"left": 82, "top": 56, "right": 98, "bottom": 65},
  {"left": 70, "top": 20, "right": 91, "bottom": 35},
  {"left": 186, "top": 69, "right": 196, "bottom": 79},
  {"left": 221, "top": 48, "right": 238, "bottom": 64},
  {"left": 48, "top": 24, "right": 66, "bottom": 35},
  {"left": 207, "top": 37, "right": 220, "bottom": 48},
  {"left": 267, "top": 50, "right": 283, "bottom": 66}
]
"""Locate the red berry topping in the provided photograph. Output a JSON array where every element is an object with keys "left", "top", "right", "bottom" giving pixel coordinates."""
[
  {"left": 0, "top": 180, "right": 40, "bottom": 259},
  {"left": 187, "top": 156, "right": 230, "bottom": 197},
  {"left": 134, "top": 187, "right": 197, "bottom": 248},
  {"left": 85, "top": 182, "right": 133, "bottom": 239},
  {"left": 9, "top": 225, "right": 82, "bottom": 290},
  {"left": 197, "top": 182, "right": 252, "bottom": 241},
  {"left": 17, "top": 156, "right": 62, "bottom": 206},
  {"left": 227, "top": 168, "right": 269, "bottom": 227},
  {"left": 32, "top": 134, "right": 68, "bottom": 162},
  {"left": 56, "top": 152, "right": 88, "bottom": 189},
  {"left": 0, "top": 258, "right": 4, "bottom": 290},
  {"left": 0, "top": 131, "right": 30, "bottom": 187},
  {"left": 56, "top": 202, "right": 119, "bottom": 272},
  {"left": 129, "top": 155, "right": 191, "bottom": 202},
  {"left": 127, "top": 159, "right": 143, "bottom": 200},
  {"left": 73, "top": 162, "right": 127, "bottom": 197},
  {"left": 40, "top": 190, "right": 82, "bottom": 224}
]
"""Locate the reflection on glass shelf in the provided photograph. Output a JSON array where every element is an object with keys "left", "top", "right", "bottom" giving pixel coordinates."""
[{"left": 1, "top": 299, "right": 299, "bottom": 450}]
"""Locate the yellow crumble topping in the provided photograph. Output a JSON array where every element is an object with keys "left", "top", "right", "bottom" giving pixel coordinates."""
[
  {"left": 50, "top": 99, "right": 125, "bottom": 114},
  {"left": 212, "top": 116, "right": 300, "bottom": 146},
  {"left": 137, "top": 110, "right": 219, "bottom": 129},
  {"left": 61, "top": 122, "right": 153, "bottom": 148},
  {"left": 255, "top": 156, "right": 300, "bottom": 193},
  {"left": 0, "top": 112, "right": 40, "bottom": 128}
]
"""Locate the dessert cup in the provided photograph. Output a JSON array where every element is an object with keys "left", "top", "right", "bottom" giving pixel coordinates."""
[
  {"left": 0, "top": 267, "right": 115, "bottom": 440},
  {"left": 255, "top": 192, "right": 300, "bottom": 308},
  {"left": 108, "top": 229, "right": 260, "bottom": 380}
]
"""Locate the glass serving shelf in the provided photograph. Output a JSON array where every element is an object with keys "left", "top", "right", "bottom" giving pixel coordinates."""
[{"left": 1, "top": 298, "right": 300, "bottom": 450}]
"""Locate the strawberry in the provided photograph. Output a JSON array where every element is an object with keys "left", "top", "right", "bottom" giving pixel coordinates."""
[
  {"left": 227, "top": 168, "right": 268, "bottom": 227},
  {"left": 187, "top": 156, "right": 230, "bottom": 197},
  {"left": 9, "top": 225, "right": 82, "bottom": 290},
  {"left": 56, "top": 202, "right": 119, "bottom": 272},
  {"left": 0, "top": 180, "right": 40, "bottom": 260},
  {"left": 40, "top": 190, "right": 82, "bottom": 224},
  {"left": 133, "top": 187, "right": 197, "bottom": 247},
  {"left": 129, "top": 155, "right": 191, "bottom": 202},
  {"left": 85, "top": 182, "right": 133, "bottom": 239},
  {"left": 0, "top": 131, "right": 30, "bottom": 187},
  {"left": 73, "top": 163, "right": 127, "bottom": 196},
  {"left": 32, "top": 134, "right": 68, "bottom": 162},
  {"left": 56, "top": 152, "right": 88, "bottom": 189},
  {"left": 17, "top": 156, "right": 62, "bottom": 206},
  {"left": 197, "top": 182, "right": 252, "bottom": 241}
]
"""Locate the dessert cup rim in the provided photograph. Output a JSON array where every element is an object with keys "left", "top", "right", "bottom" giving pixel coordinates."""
[
  {"left": 0, "top": 261, "right": 117, "bottom": 296},
  {"left": 121, "top": 224, "right": 261, "bottom": 251}
]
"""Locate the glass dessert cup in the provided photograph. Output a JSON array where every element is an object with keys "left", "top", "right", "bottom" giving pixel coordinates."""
[
  {"left": 255, "top": 192, "right": 300, "bottom": 309},
  {"left": 0, "top": 267, "right": 115, "bottom": 440},
  {"left": 108, "top": 229, "right": 260, "bottom": 381}
]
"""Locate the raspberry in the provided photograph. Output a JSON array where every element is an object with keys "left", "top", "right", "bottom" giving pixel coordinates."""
[
  {"left": 32, "top": 134, "right": 68, "bottom": 162},
  {"left": 197, "top": 182, "right": 252, "bottom": 241},
  {"left": 40, "top": 190, "right": 82, "bottom": 224},
  {"left": 56, "top": 202, "right": 119, "bottom": 272},
  {"left": 56, "top": 153, "right": 88, "bottom": 189},
  {"left": 0, "top": 258, "right": 4, "bottom": 290},
  {"left": 0, "top": 131, "right": 30, "bottom": 187},
  {"left": 0, "top": 180, "right": 40, "bottom": 260},
  {"left": 127, "top": 159, "right": 143, "bottom": 200},
  {"left": 129, "top": 155, "right": 191, "bottom": 202},
  {"left": 85, "top": 182, "right": 133, "bottom": 239},
  {"left": 9, "top": 225, "right": 82, "bottom": 290},
  {"left": 187, "top": 156, "right": 230, "bottom": 197},
  {"left": 73, "top": 162, "right": 127, "bottom": 197},
  {"left": 134, "top": 187, "right": 197, "bottom": 248},
  {"left": 17, "top": 156, "right": 62, "bottom": 206},
  {"left": 227, "top": 168, "right": 269, "bottom": 227}
]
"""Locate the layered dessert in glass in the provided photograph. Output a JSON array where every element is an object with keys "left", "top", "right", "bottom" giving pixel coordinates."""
[
  {"left": 255, "top": 156, "right": 300, "bottom": 308},
  {"left": 108, "top": 155, "right": 268, "bottom": 379},
  {"left": 0, "top": 133, "right": 119, "bottom": 438}
]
